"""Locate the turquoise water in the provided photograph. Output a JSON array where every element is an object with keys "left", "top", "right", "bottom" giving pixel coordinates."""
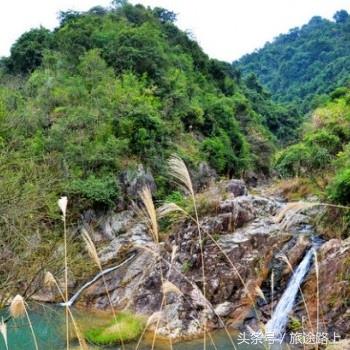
[
  {"left": 0, "top": 305, "right": 290, "bottom": 350},
  {"left": 0, "top": 304, "right": 65, "bottom": 350}
]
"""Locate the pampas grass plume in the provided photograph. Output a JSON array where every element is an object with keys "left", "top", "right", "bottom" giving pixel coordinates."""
[
  {"left": 9, "top": 294, "right": 26, "bottom": 318},
  {"left": 58, "top": 196, "right": 68, "bottom": 217}
]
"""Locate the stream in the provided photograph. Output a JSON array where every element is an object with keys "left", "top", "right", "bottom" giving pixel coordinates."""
[
  {"left": 0, "top": 305, "right": 293, "bottom": 350},
  {"left": 266, "top": 238, "right": 322, "bottom": 337}
]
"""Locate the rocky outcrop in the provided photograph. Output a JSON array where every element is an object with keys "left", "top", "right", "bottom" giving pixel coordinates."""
[
  {"left": 299, "top": 237, "right": 350, "bottom": 338},
  {"left": 70, "top": 184, "right": 300, "bottom": 338},
  {"left": 193, "top": 162, "right": 217, "bottom": 191},
  {"left": 224, "top": 179, "right": 248, "bottom": 197},
  {"left": 33, "top": 179, "right": 349, "bottom": 342},
  {"left": 119, "top": 165, "right": 156, "bottom": 206},
  {"left": 98, "top": 223, "right": 151, "bottom": 265}
]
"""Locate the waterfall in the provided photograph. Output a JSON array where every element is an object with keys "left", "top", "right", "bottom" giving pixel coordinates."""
[
  {"left": 60, "top": 253, "right": 137, "bottom": 307},
  {"left": 265, "top": 247, "right": 316, "bottom": 337}
]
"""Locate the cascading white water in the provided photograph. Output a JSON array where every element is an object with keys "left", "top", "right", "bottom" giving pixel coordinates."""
[
  {"left": 60, "top": 253, "right": 136, "bottom": 307},
  {"left": 265, "top": 247, "right": 315, "bottom": 337}
]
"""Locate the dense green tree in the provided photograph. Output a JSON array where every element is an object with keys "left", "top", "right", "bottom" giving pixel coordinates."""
[
  {"left": 6, "top": 27, "right": 53, "bottom": 74},
  {"left": 0, "top": 2, "right": 290, "bottom": 216},
  {"left": 238, "top": 11, "right": 350, "bottom": 113},
  {"left": 333, "top": 10, "right": 349, "bottom": 23},
  {"left": 275, "top": 87, "right": 350, "bottom": 205},
  {"left": 153, "top": 7, "right": 177, "bottom": 23}
]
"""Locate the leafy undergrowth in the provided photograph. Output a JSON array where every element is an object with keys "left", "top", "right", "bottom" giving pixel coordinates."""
[
  {"left": 274, "top": 88, "right": 350, "bottom": 207},
  {"left": 84, "top": 311, "right": 145, "bottom": 346}
]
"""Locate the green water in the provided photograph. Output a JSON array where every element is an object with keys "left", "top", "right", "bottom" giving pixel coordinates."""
[{"left": 0, "top": 305, "right": 290, "bottom": 350}]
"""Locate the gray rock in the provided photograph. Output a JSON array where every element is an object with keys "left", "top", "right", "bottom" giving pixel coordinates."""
[
  {"left": 214, "top": 301, "right": 234, "bottom": 317},
  {"left": 99, "top": 223, "right": 151, "bottom": 265},
  {"left": 120, "top": 164, "right": 156, "bottom": 200},
  {"left": 225, "top": 179, "right": 248, "bottom": 197},
  {"left": 101, "top": 210, "right": 134, "bottom": 240},
  {"left": 194, "top": 162, "right": 217, "bottom": 191}
]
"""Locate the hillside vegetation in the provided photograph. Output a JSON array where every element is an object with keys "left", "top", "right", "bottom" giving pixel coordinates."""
[
  {"left": 274, "top": 87, "right": 350, "bottom": 236},
  {"left": 0, "top": 2, "right": 300, "bottom": 213},
  {"left": 238, "top": 10, "right": 350, "bottom": 113},
  {"left": 275, "top": 87, "right": 350, "bottom": 202},
  {"left": 0, "top": 1, "right": 297, "bottom": 298}
]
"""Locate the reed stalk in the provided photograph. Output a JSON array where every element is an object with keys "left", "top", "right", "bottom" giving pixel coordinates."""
[
  {"left": 80, "top": 228, "right": 125, "bottom": 350},
  {"left": 168, "top": 155, "right": 208, "bottom": 350},
  {"left": 0, "top": 317, "right": 8, "bottom": 350},
  {"left": 58, "top": 196, "right": 69, "bottom": 350},
  {"left": 10, "top": 295, "right": 39, "bottom": 350},
  {"left": 313, "top": 249, "right": 319, "bottom": 350},
  {"left": 44, "top": 272, "right": 88, "bottom": 350}
]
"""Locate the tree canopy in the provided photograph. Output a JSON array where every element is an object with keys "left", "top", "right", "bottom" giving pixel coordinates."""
[
  {"left": 237, "top": 10, "right": 350, "bottom": 113},
  {"left": 0, "top": 2, "right": 295, "bottom": 217}
]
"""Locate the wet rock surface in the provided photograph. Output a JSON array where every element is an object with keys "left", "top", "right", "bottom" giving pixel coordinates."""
[
  {"left": 74, "top": 182, "right": 291, "bottom": 337},
  {"left": 299, "top": 237, "right": 350, "bottom": 338},
  {"left": 33, "top": 180, "right": 350, "bottom": 342}
]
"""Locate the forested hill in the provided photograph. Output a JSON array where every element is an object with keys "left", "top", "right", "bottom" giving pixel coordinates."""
[
  {"left": 237, "top": 10, "right": 350, "bottom": 113},
  {"left": 0, "top": 1, "right": 298, "bottom": 221}
]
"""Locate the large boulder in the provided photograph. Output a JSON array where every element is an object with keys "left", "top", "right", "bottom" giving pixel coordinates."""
[
  {"left": 225, "top": 179, "right": 248, "bottom": 197},
  {"left": 193, "top": 162, "right": 217, "bottom": 191},
  {"left": 99, "top": 223, "right": 151, "bottom": 265},
  {"left": 99, "top": 210, "right": 134, "bottom": 240},
  {"left": 81, "top": 209, "right": 134, "bottom": 241},
  {"left": 300, "top": 237, "right": 350, "bottom": 338},
  {"left": 120, "top": 164, "right": 156, "bottom": 201}
]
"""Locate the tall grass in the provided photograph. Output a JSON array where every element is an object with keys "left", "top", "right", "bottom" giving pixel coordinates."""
[
  {"left": 168, "top": 155, "right": 208, "bottom": 350},
  {"left": 161, "top": 156, "right": 254, "bottom": 348},
  {"left": 58, "top": 196, "right": 69, "bottom": 350},
  {"left": 10, "top": 295, "right": 39, "bottom": 350},
  {"left": 0, "top": 317, "right": 8, "bottom": 350},
  {"left": 138, "top": 187, "right": 159, "bottom": 244},
  {"left": 135, "top": 186, "right": 175, "bottom": 350},
  {"left": 81, "top": 229, "right": 116, "bottom": 318},
  {"left": 80, "top": 228, "right": 125, "bottom": 350},
  {"left": 44, "top": 272, "right": 88, "bottom": 350}
]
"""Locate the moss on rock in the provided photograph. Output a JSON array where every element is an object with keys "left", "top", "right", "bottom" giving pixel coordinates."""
[{"left": 84, "top": 311, "right": 145, "bottom": 346}]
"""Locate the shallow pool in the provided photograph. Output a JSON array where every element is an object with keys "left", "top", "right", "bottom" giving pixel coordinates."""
[{"left": 0, "top": 305, "right": 291, "bottom": 350}]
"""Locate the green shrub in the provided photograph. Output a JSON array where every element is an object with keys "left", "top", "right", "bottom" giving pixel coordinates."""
[
  {"left": 68, "top": 174, "right": 119, "bottom": 206},
  {"left": 305, "top": 130, "right": 341, "bottom": 155},
  {"left": 308, "top": 146, "right": 333, "bottom": 170},
  {"left": 328, "top": 168, "right": 350, "bottom": 205},
  {"left": 274, "top": 143, "right": 311, "bottom": 177},
  {"left": 330, "top": 87, "right": 349, "bottom": 101},
  {"left": 84, "top": 312, "right": 145, "bottom": 345},
  {"left": 288, "top": 316, "right": 302, "bottom": 331},
  {"left": 182, "top": 260, "right": 192, "bottom": 273},
  {"left": 201, "top": 133, "right": 237, "bottom": 175},
  {"left": 165, "top": 191, "right": 188, "bottom": 208}
]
